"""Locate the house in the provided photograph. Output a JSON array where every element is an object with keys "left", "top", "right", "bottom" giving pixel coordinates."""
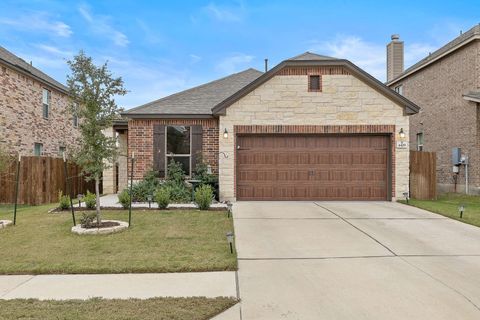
[
  {"left": 0, "top": 46, "right": 79, "bottom": 157},
  {"left": 116, "top": 52, "right": 419, "bottom": 201},
  {"left": 386, "top": 25, "right": 480, "bottom": 194}
]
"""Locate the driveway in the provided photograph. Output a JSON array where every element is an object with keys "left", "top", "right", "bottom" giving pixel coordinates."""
[{"left": 232, "top": 201, "right": 480, "bottom": 319}]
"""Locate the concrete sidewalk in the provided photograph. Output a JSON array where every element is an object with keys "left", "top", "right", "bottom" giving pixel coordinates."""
[
  {"left": 0, "top": 272, "right": 237, "bottom": 300},
  {"left": 98, "top": 194, "right": 227, "bottom": 210}
]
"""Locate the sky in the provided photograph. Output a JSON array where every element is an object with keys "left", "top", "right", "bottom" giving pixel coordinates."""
[{"left": 0, "top": 0, "right": 478, "bottom": 109}]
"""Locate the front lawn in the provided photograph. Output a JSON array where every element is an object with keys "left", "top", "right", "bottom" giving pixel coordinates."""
[
  {"left": 0, "top": 297, "right": 237, "bottom": 320},
  {"left": 399, "top": 193, "right": 480, "bottom": 228},
  {"left": 0, "top": 204, "right": 236, "bottom": 274}
]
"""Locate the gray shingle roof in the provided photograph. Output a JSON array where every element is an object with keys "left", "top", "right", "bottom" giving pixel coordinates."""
[
  {"left": 124, "top": 68, "right": 263, "bottom": 116},
  {"left": 288, "top": 52, "right": 338, "bottom": 61},
  {"left": 388, "top": 24, "right": 480, "bottom": 85},
  {"left": 0, "top": 46, "right": 68, "bottom": 93}
]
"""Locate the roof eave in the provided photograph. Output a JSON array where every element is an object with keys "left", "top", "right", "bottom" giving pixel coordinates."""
[
  {"left": 121, "top": 113, "right": 215, "bottom": 119},
  {"left": 0, "top": 58, "right": 69, "bottom": 94},
  {"left": 387, "top": 34, "right": 480, "bottom": 86},
  {"left": 213, "top": 59, "right": 420, "bottom": 116}
]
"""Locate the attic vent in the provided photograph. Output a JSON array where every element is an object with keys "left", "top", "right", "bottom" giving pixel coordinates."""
[{"left": 308, "top": 75, "right": 322, "bottom": 92}]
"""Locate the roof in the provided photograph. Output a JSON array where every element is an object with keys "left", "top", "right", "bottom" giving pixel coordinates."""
[
  {"left": 288, "top": 51, "right": 338, "bottom": 61},
  {"left": 387, "top": 24, "right": 480, "bottom": 85},
  {"left": 123, "top": 68, "right": 263, "bottom": 117},
  {"left": 0, "top": 46, "right": 68, "bottom": 93},
  {"left": 463, "top": 91, "right": 480, "bottom": 103},
  {"left": 212, "top": 53, "right": 420, "bottom": 115}
]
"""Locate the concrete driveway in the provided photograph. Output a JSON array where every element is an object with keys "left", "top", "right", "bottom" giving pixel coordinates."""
[{"left": 232, "top": 201, "right": 480, "bottom": 319}]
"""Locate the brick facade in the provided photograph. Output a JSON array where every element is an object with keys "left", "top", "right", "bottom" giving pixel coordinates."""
[
  {"left": 219, "top": 72, "right": 410, "bottom": 201},
  {"left": 128, "top": 118, "right": 219, "bottom": 180},
  {"left": 389, "top": 40, "right": 480, "bottom": 194},
  {"left": 0, "top": 63, "right": 79, "bottom": 157}
]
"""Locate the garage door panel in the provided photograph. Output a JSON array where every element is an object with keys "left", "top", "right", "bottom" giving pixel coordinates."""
[{"left": 236, "top": 135, "right": 389, "bottom": 201}]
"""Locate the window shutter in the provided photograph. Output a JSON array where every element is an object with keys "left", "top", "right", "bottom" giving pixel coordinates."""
[
  {"left": 191, "top": 125, "right": 203, "bottom": 172},
  {"left": 153, "top": 125, "right": 166, "bottom": 177}
]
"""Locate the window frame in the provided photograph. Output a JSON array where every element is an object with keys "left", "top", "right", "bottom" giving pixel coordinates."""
[
  {"left": 308, "top": 74, "right": 322, "bottom": 92},
  {"left": 165, "top": 126, "right": 192, "bottom": 177},
  {"left": 59, "top": 146, "right": 66, "bottom": 157},
  {"left": 72, "top": 103, "right": 78, "bottom": 127},
  {"left": 416, "top": 132, "right": 424, "bottom": 151},
  {"left": 42, "top": 88, "right": 50, "bottom": 119},
  {"left": 34, "top": 143, "right": 43, "bottom": 156}
]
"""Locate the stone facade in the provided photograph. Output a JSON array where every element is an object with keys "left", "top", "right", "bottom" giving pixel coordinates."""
[
  {"left": 128, "top": 118, "right": 219, "bottom": 180},
  {"left": 389, "top": 40, "right": 480, "bottom": 194},
  {"left": 102, "top": 128, "right": 129, "bottom": 194},
  {"left": 0, "top": 63, "right": 79, "bottom": 157},
  {"left": 219, "top": 73, "right": 410, "bottom": 201}
]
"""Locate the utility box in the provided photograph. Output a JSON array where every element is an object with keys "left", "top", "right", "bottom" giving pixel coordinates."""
[{"left": 452, "top": 148, "right": 462, "bottom": 165}]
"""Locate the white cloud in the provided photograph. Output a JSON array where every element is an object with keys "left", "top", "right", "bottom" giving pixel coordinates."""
[
  {"left": 0, "top": 12, "right": 72, "bottom": 37},
  {"left": 35, "top": 44, "right": 73, "bottom": 57},
  {"left": 78, "top": 5, "right": 129, "bottom": 47},
  {"left": 309, "top": 35, "right": 436, "bottom": 81},
  {"left": 215, "top": 53, "right": 254, "bottom": 74},
  {"left": 198, "top": 1, "right": 246, "bottom": 22},
  {"left": 189, "top": 54, "right": 202, "bottom": 64}
]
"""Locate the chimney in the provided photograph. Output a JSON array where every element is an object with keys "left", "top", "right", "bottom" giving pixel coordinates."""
[{"left": 386, "top": 34, "right": 404, "bottom": 82}]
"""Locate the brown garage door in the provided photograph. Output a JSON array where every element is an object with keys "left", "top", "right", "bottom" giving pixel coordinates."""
[{"left": 236, "top": 135, "right": 390, "bottom": 201}]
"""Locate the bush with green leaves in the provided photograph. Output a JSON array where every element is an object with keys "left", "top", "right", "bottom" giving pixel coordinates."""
[
  {"left": 130, "top": 169, "right": 161, "bottom": 202},
  {"left": 117, "top": 189, "right": 130, "bottom": 209},
  {"left": 80, "top": 212, "right": 97, "bottom": 228},
  {"left": 155, "top": 187, "right": 171, "bottom": 209},
  {"left": 160, "top": 160, "right": 191, "bottom": 203},
  {"left": 58, "top": 190, "right": 71, "bottom": 210},
  {"left": 193, "top": 160, "right": 219, "bottom": 200},
  {"left": 166, "top": 160, "right": 186, "bottom": 183},
  {"left": 84, "top": 191, "right": 96, "bottom": 209},
  {"left": 195, "top": 184, "right": 214, "bottom": 210}
]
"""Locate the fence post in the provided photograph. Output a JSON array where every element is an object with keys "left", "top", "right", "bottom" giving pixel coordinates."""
[
  {"left": 63, "top": 153, "right": 76, "bottom": 226},
  {"left": 13, "top": 154, "right": 21, "bottom": 225},
  {"left": 128, "top": 152, "right": 135, "bottom": 227}
]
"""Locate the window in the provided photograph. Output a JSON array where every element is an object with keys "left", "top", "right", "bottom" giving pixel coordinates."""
[
  {"left": 72, "top": 103, "right": 78, "bottom": 127},
  {"left": 34, "top": 143, "right": 43, "bottom": 156},
  {"left": 59, "top": 146, "right": 66, "bottom": 156},
  {"left": 416, "top": 132, "right": 424, "bottom": 151},
  {"left": 394, "top": 85, "right": 403, "bottom": 95},
  {"left": 308, "top": 75, "right": 321, "bottom": 91},
  {"left": 42, "top": 88, "right": 50, "bottom": 119},
  {"left": 166, "top": 126, "right": 191, "bottom": 175}
]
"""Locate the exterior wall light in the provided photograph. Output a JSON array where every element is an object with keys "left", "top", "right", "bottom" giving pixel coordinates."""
[
  {"left": 226, "top": 232, "right": 235, "bottom": 254},
  {"left": 399, "top": 128, "right": 406, "bottom": 139},
  {"left": 223, "top": 128, "right": 229, "bottom": 139}
]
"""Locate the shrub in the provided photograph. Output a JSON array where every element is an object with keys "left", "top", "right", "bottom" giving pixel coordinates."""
[
  {"left": 118, "top": 189, "right": 130, "bottom": 209},
  {"left": 161, "top": 181, "right": 191, "bottom": 203},
  {"left": 193, "top": 158, "right": 219, "bottom": 200},
  {"left": 84, "top": 191, "right": 96, "bottom": 209},
  {"left": 167, "top": 160, "right": 185, "bottom": 183},
  {"left": 58, "top": 190, "right": 71, "bottom": 210},
  {"left": 80, "top": 212, "right": 97, "bottom": 228},
  {"left": 130, "top": 169, "right": 161, "bottom": 202},
  {"left": 155, "top": 188, "right": 171, "bottom": 209},
  {"left": 195, "top": 184, "right": 213, "bottom": 210}
]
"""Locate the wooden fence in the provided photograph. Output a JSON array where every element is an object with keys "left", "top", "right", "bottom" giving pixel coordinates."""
[
  {"left": 0, "top": 156, "right": 96, "bottom": 205},
  {"left": 410, "top": 151, "right": 437, "bottom": 200}
]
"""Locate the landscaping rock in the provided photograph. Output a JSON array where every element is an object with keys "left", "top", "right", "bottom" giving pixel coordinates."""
[
  {"left": 0, "top": 220, "right": 13, "bottom": 229},
  {"left": 71, "top": 220, "right": 128, "bottom": 235}
]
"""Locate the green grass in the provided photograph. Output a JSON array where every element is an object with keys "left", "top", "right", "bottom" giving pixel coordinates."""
[
  {"left": 0, "top": 297, "right": 237, "bottom": 320},
  {"left": 399, "top": 193, "right": 480, "bottom": 228},
  {"left": 0, "top": 204, "right": 236, "bottom": 274}
]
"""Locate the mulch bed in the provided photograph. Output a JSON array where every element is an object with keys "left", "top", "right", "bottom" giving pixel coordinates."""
[{"left": 83, "top": 221, "right": 120, "bottom": 229}]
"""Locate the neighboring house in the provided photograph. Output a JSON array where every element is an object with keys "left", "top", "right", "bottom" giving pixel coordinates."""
[
  {"left": 0, "top": 46, "right": 79, "bottom": 157},
  {"left": 386, "top": 25, "right": 480, "bottom": 194},
  {"left": 118, "top": 52, "right": 418, "bottom": 201}
]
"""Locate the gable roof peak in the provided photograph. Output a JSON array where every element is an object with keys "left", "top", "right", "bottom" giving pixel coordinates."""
[{"left": 287, "top": 51, "right": 338, "bottom": 61}]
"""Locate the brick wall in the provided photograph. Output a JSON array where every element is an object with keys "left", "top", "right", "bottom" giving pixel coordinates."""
[
  {"left": 390, "top": 40, "right": 480, "bottom": 194},
  {"left": 219, "top": 72, "right": 410, "bottom": 201},
  {"left": 128, "top": 118, "right": 219, "bottom": 180},
  {"left": 0, "top": 63, "right": 79, "bottom": 156}
]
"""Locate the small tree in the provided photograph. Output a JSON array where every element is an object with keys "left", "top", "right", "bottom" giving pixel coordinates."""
[{"left": 67, "top": 51, "right": 127, "bottom": 224}]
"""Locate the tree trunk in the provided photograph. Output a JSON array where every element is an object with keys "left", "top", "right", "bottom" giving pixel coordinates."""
[{"left": 95, "top": 176, "right": 101, "bottom": 225}]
